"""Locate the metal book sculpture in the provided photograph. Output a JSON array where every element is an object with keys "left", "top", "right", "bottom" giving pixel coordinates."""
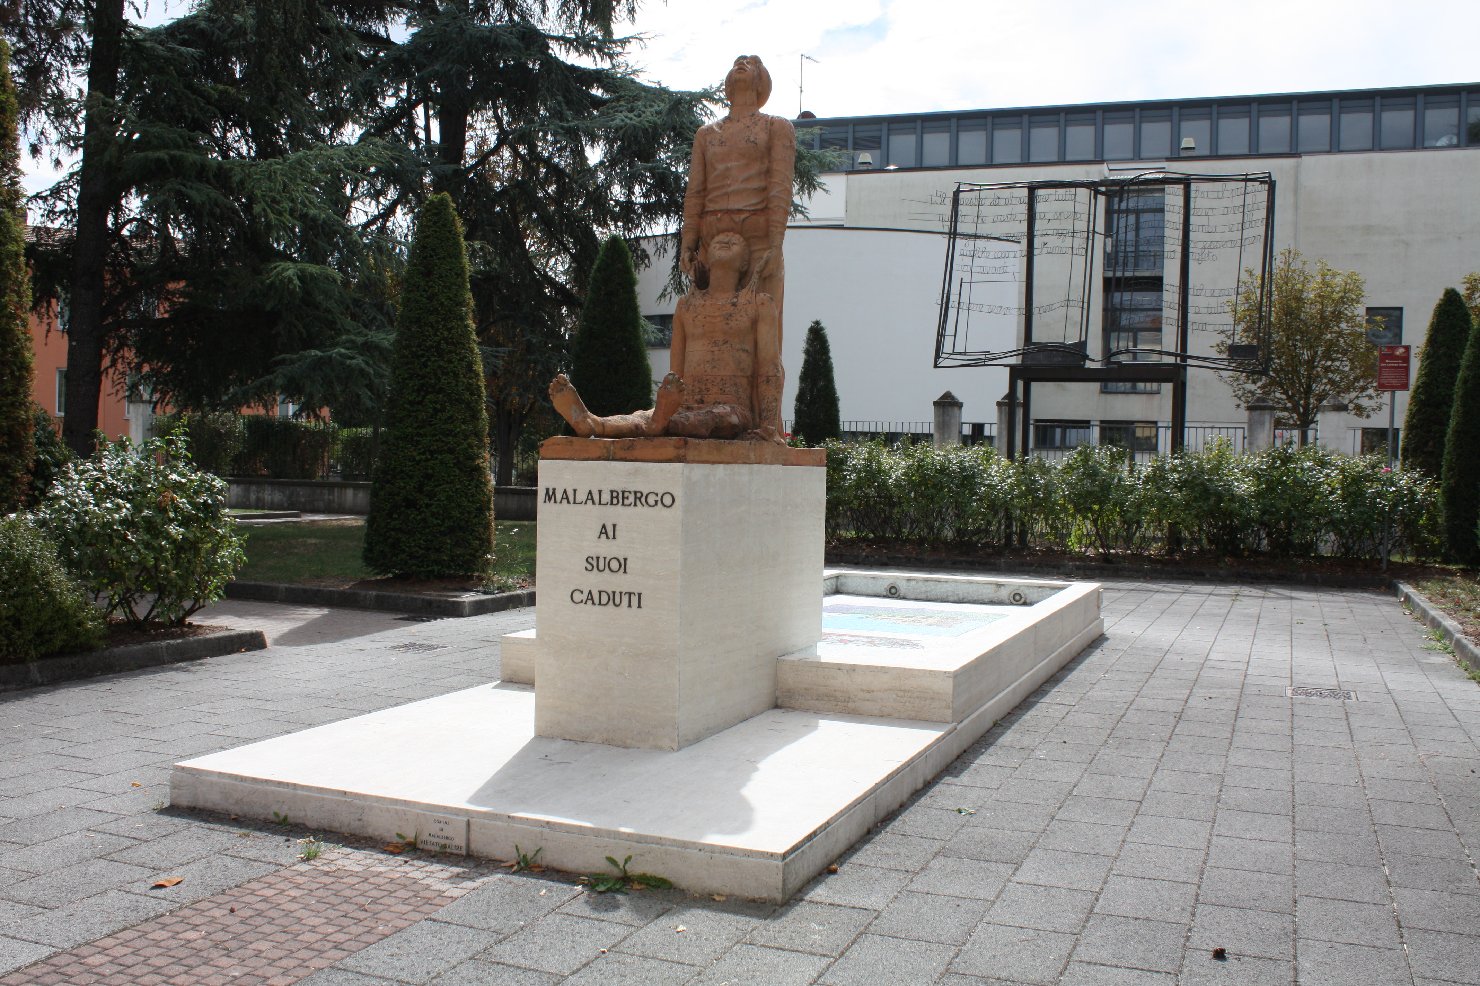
[{"left": 549, "top": 55, "right": 795, "bottom": 444}]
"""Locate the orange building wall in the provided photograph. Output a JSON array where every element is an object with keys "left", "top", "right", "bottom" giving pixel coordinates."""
[{"left": 28, "top": 301, "right": 134, "bottom": 442}]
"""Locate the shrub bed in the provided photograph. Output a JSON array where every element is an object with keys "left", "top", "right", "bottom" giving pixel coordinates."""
[
  {"left": 826, "top": 440, "right": 1441, "bottom": 562},
  {"left": 0, "top": 516, "right": 105, "bottom": 663}
]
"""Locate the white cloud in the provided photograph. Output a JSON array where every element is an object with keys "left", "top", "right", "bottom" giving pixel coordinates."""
[{"left": 628, "top": 0, "right": 1480, "bottom": 117}]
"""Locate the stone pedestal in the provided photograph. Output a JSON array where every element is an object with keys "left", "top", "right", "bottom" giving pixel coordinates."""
[
  {"left": 533, "top": 437, "right": 826, "bottom": 750},
  {"left": 932, "top": 391, "right": 962, "bottom": 448},
  {"left": 1246, "top": 400, "right": 1277, "bottom": 451}
]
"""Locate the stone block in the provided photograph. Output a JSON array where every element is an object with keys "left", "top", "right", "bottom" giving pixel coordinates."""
[{"left": 533, "top": 457, "right": 824, "bottom": 750}]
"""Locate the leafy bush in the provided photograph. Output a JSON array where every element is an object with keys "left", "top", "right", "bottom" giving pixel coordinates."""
[
  {"left": 235, "top": 415, "right": 337, "bottom": 480},
  {"left": 822, "top": 438, "right": 1440, "bottom": 563},
  {"left": 150, "top": 412, "right": 246, "bottom": 476},
  {"left": 334, "top": 427, "right": 378, "bottom": 480},
  {"left": 1248, "top": 444, "right": 1336, "bottom": 557},
  {"left": 24, "top": 405, "right": 71, "bottom": 509},
  {"left": 1058, "top": 445, "right": 1148, "bottom": 554},
  {"left": 34, "top": 432, "right": 247, "bottom": 625},
  {"left": 0, "top": 516, "right": 104, "bottom": 663}
]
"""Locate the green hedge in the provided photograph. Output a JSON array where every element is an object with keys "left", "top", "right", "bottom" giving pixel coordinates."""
[
  {"left": 0, "top": 516, "right": 104, "bottom": 663},
  {"left": 826, "top": 440, "right": 1441, "bottom": 562}
]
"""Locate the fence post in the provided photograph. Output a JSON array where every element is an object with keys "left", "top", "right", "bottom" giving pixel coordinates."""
[
  {"left": 995, "top": 391, "right": 1017, "bottom": 457},
  {"left": 933, "top": 392, "right": 963, "bottom": 448},
  {"left": 1246, "top": 400, "right": 1277, "bottom": 452}
]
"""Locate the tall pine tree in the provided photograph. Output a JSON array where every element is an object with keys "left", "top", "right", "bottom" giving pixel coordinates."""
[
  {"left": 568, "top": 235, "right": 653, "bottom": 417},
  {"left": 0, "top": 39, "right": 33, "bottom": 513},
  {"left": 792, "top": 319, "right": 841, "bottom": 446},
  {"left": 1402, "top": 288, "right": 1472, "bottom": 477},
  {"left": 1441, "top": 313, "right": 1480, "bottom": 563},
  {"left": 364, "top": 194, "right": 493, "bottom": 578}
]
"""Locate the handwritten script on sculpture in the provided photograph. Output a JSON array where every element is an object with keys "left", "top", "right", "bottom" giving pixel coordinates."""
[{"left": 550, "top": 55, "right": 795, "bottom": 444}]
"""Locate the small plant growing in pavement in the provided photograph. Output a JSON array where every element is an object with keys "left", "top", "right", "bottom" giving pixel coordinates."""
[
  {"left": 298, "top": 836, "right": 329, "bottom": 861},
  {"left": 582, "top": 855, "right": 673, "bottom": 894},
  {"left": 506, "top": 845, "right": 543, "bottom": 873}
]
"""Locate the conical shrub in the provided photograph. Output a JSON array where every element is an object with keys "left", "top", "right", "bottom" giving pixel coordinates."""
[
  {"left": 792, "top": 320, "right": 841, "bottom": 445},
  {"left": 364, "top": 194, "right": 494, "bottom": 578},
  {"left": 1403, "top": 288, "right": 1471, "bottom": 477},
  {"left": 568, "top": 236, "right": 653, "bottom": 417},
  {"left": 1441, "top": 313, "right": 1480, "bottom": 563}
]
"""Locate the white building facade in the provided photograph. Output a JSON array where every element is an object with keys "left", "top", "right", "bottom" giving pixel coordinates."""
[{"left": 638, "top": 83, "right": 1480, "bottom": 454}]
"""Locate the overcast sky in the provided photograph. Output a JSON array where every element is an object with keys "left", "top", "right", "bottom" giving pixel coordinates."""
[
  {"left": 22, "top": 0, "right": 1480, "bottom": 197},
  {"left": 631, "top": 0, "right": 1480, "bottom": 119}
]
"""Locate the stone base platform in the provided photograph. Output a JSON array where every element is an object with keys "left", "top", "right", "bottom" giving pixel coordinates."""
[{"left": 171, "top": 573, "right": 1103, "bottom": 902}]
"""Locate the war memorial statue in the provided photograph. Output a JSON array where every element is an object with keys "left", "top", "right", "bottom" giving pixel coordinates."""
[{"left": 549, "top": 54, "right": 795, "bottom": 442}]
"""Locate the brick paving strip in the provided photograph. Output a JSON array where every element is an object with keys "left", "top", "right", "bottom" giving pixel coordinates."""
[{"left": 0, "top": 848, "right": 499, "bottom": 986}]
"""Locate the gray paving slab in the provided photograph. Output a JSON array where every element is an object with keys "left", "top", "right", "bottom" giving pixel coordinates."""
[{"left": 0, "top": 581, "right": 1476, "bottom": 985}]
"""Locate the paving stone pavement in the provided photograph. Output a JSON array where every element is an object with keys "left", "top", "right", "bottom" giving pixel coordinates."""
[{"left": 2, "top": 581, "right": 1478, "bottom": 985}]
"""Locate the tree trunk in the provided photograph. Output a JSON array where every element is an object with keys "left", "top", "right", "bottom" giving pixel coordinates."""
[
  {"left": 61, "top": 0, "right": 125, "bottom": 456},
  {"left": 493, "top": 403, "right": 524, "bottom": 487}
]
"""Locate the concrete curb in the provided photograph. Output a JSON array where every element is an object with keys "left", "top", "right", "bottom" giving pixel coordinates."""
[
  {"left": 825, "top": 550, "right": 1391, "bottom": 590},
  {"left": 224, "top": 580, "right": 535, "bottom": 618},
  {"left": 1394, "top": 581, "right": 1480, "bottom": 675},
  {"left": 0, "top": 628, "right": 268, "bottom": 693}
]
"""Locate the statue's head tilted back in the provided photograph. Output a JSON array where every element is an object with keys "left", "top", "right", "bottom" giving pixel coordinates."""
[{"left": 724, "top": 55, "right": 772, "bottom": 109}]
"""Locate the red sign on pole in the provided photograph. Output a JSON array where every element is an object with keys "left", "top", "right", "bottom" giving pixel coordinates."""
[{"left": 1378, "top": 345, "right": 1410, "bottom": 392}]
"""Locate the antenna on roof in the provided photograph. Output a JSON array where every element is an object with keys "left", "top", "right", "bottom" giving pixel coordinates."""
[{"left": 799, "top": 53, "right": 819, "bottom": 117}]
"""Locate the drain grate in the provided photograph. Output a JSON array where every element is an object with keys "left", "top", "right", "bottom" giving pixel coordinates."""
[
  {"left": 1286, "top": 686, "right": 1358, "bottom": 701},
  {"left": 389, "top": 642, "right": 447, "bottom": 654},
  {"left": 395, "top": 615, "right": 443, "bottom": 623}
]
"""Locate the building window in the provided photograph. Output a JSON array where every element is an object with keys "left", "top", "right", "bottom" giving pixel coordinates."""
[
  {"left": 1365, "top": 307, "right": 1403, "bottom": 346},
  {"left": 1217, "top": 108, "right": 1250, "bottom": 154},
  {"left": 1297, "top": 101, "right": 1331, "bottom": 152},
  {"left": 1360, "top": 427, "right": 1398, "bottom": 456},
  {"left": 957, "top": 119, "right": 987, "bottom": 164},
  {"left": 644, "top": 313, "right": 674, "bottom": 348},
  {"left": 887, "top": 124, "right": 916, "bottom": 168},
  {"left": 1469, "top": 95, "right": 1480, "bottom": 146},
  {"left": 1179, "top": 112, "right": 1210, "bottom": 156},
  {"left": 1033, "top": 420, "right": 1091, "bottom": 450},
  {"left": 1029, "top": 114, "right": 1059, "bottom": 162},
  {"left": 991, "top": 117, "right": 1022, "bottom": 164},
  {"left": 1139, "top": 111, "right": 1171, "bottom": 159},
  {"left": 1104, "top": 189, "right": 1165, "bottom": 394},
  {"left": 922, "top": 121, "right": 950, "bottom": 166},
  {"left": 852, "top": 124, "right": 880, "bottom": 169},
  {"left": 1423, "top": 98, "right": 1460, "bottom": 147},
  {"left": 56, "top": 369, "right": 66, "bottom": 416},
  {"left": 1065, "top": 113, "right": 1095, "bottom": 160},
  {"left": 1100, "top": 420, "right": 1159, "bottom": 452},
  {"left": 1103, "top": 113, "right": 1134, "bottom": 159},
  {"left": 1257, "top": 104, "right": 1291, "bottom": 153},
  {"left": 1380, "top": 97, "right": 1415, "bottom": 149},
  {"left": 1105, "top": 189, "right": 1165, "bottom": 274},
  {"left": 1339, "top": 99, "right": 1374, "bottom": 151}
]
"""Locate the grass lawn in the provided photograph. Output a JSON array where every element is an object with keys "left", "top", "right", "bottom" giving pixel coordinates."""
[
  {"left": 1416, "top": 573, "right": 1480, "bottom": 649},
  {"left": 237, "top": 518, "right": 536, "bottom": 590}
]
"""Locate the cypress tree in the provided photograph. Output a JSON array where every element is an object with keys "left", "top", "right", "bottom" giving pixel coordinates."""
[
  {"left": 364, "top": 194, "right": 493, "bottom": 578},
  {"left": 1402, "top": 288, "right": 1472, "bottom": 477},
  {"left": 0, "top": 40, "right": 34, "bottom": 514},
  {"left": 792, "top": 320, "right": 842, "bottom": 445},
  {"left": 568, "top": 236, "right": 654, "bottom": 418},
  {"left": 1441, "top": 313, "right": 1480, "bottom": 563}
]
